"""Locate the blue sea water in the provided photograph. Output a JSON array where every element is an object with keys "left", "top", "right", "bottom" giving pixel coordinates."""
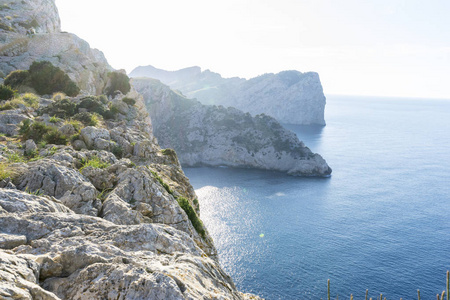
[{"left": 184, "top": 95, "right": 450, "bottom": 300}]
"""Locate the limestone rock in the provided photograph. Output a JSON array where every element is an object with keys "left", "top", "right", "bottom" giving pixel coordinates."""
[
  {"left": 130, "top": 65, "right": 326, "bottom": 125},
  {"left": 0, "top": 250, "right": 60, "bottom": 300},
  {"left": 0, "top": 233, "right": 27, "bottom": 249},
  {"left": 25, "top": 139, "right": 37, "bottom": 154},
  {"left": 0, "top": 110, "right": 30, "bottom": 136},
  {"left": 80, "top": 126, "right": 111, "bottom": 149},
  {"left": 15, "top": 159, "right": 101, "bottom": 216}
]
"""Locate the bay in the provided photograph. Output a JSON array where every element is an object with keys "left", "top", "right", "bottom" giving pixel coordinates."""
[{"left": 184, "top": 95, "right": 450, "bottom": 299}]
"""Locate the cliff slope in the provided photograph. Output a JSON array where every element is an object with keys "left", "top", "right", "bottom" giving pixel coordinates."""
[
  {"left": 132, "top": 77, "right": 332, "bottom": 176},
  {"left": 0, "top": 87, "right": 260, "bottom": 299},
  {"left": 130, "top": 65, "right": 326, "bottom": 125}
]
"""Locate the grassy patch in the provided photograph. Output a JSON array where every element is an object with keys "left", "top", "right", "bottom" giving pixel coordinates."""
[
  {"left": 19, "top": 119, "right": 68, "bottom": 145},
  {"left": 0, "top": 162, "right": 14, "bottom": 180},
  {"left": 177, "top": 197, "right": 206, "bottom": 238},
  {"left": 80, "top": 156, "right": 110, "bottom": 171},
  {"left": 150, "top": 170, "right": 173, "bottom": 195}
]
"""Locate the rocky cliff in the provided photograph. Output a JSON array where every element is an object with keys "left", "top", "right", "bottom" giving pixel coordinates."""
[
  {"left": 130, "top": 65, "right": 327, "bottom": 125},
  {"left": 0, "top": 0, "right": 262, "bottom": 298},
  {"left": 0, "top": 0, "right": 112, "bottom": 94},
  {"left": 0, "top": 88, "right": 260, "bottom": 300},
  {"left": 132, "top": 77, "right": 332, "bottom": 176}
]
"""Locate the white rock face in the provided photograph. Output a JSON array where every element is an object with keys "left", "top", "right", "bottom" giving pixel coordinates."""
[
  {"left": 133, "top": 78, "right": 332, "bottom": 176},
  {"left": 0, "top": 0, "right": 61, "bottom": 38},
  {"left": 130, "top": 65, "right": 327, "bottom": 125},
  {"left": 0, "top": 0, "right": 112, "bottom": 94}
]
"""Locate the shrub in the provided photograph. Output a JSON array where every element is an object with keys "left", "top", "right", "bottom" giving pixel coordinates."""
[
  {"left": 177, "top": 197, "right": 206, "bottom": 238},
  {"left": 80, "top": 156, "right": 110, "bottom": 171},
  {"left": 98, "top": 94, "right": 108, "bottom": 104},
  {"left": 43, "top": 128, "right": 68, "bottom": 145},
  {"left": 19, "top": 120, "right": 67, "bottom": 145},
  {"left": 28, "top": 61, "right": 80, "bottom": 96},
  {"left": 64, "top": 120, "right": 83, "bottom": 132},
  {"left": 0, "top": 98, "right": 26, "bottom": 111},
  {"left": 4, "top": 70, "right": 30, "bottom": 89},
  {"left": 104, "top": 72, "right": 130, "bottom": 97},
  {"left": 122, "top": 97, "right": 136, "bottom": 106},
  {"left": 111, "top": 143, "right": 123, "bottom": 159},
  {"left": 0, "top": 84, "right": 16, "bottom": 100},
  {"left": 76, "top": 96, "right": 116, "bottom": 120},
  {"left": 73, "top": 112, "right": 99, "bottom": 126},
  {"left": 6, "top": 152, "right": 25, "bottom": 163},
  {"left": 18, "top": 93, "right": 39, "bottom": 109},
  {"left": 49, "top": 115, "right": 60, "bottom": 123},
  {"left": 40, "top": 98, "right": 76, "bottom": 118}
]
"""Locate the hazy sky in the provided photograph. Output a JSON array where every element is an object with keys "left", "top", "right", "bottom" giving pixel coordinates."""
[{"left": 55, "top": 0, "right": 450, "bottom": 99}]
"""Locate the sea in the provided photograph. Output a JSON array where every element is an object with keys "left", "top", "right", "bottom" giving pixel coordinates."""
[{"left": 184, "top": 95, "right": 450, "bottom": 300}]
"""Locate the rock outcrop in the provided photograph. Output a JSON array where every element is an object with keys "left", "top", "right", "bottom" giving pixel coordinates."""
[
  {"left": 132, "top": 77, "right": 332, "bottom": 176},
  {"left": 0, "top": 87, "right": 261, "bottom": 299},
  {"left": 0, "top": 0, "right": 111, "bottom": 94},
  {"left": 130, "top": 65, "right": 327, "bottom": 125}
]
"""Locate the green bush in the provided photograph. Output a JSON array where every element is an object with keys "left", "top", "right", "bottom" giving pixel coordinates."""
[
  {"left": 80, "top": 156, "right": 110, "bottom": 171},
  {"left": 111, "top": 143, "right": 123, "bottom": 159},
  {"left": 21, "top": 61, "right": 80, "bottom": 96},
  {"left": 40, "top": 98, "right": 76, "bottom": 118},
  {"left": 0, "top": 98, "right": 26, "bottom": 111},
  {"left": 19, "top": 119, "right": 67, "bottom": 145},
  {"left": 76, "top": 96, "right": 116, "bottom": 120},
  {"left": 177, "top": 197, "right": 206, "bottom": 238},
  {"left": 18, "top": 93, "right": 39, "bottom": 109},
  {"left": 104, "top": 72, "right": 130, "bottom": 97},
  {"left": 73, "top": 112, "right": 99, "bottom": 126},
  {"left": 122, "top": 97, "right": 136, "bottom": 106},
  {"left": 0, "top": 85, "right": 16, "bottom": 100},
  {"left": 0, "top": 163, "right": 15, "bottom": 180},
  {"left": 43, "top": 128, "right": 68, "bottom": 145},
  {"left": 4, "top": 70, "right": 30, "bottom": 89}
]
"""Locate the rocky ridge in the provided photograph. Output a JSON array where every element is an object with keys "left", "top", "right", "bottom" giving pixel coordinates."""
[
  {"left": 130, "top": 65, "right": 327, "bottom": 125},
  {"left": 0, "top": 0, "right": 112, "bottom": 94},
  {"left": 132, "top": 77, "right": 332, "bottom": 176},
  {"left": 0, "top": 87, "right": 260, "bottom": 299}
]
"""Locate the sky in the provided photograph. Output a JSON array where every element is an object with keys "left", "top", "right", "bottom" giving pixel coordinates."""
[{"left": 55, "top": 0, "right": 450, "bottom": 99}]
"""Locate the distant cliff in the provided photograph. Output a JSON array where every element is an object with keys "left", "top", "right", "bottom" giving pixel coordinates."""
[
  {"left": 130, "top": 65, "right": 327, "bottom": 125},
  {"left": 132, "top": 77, "right": 332, "bottom": 176}
]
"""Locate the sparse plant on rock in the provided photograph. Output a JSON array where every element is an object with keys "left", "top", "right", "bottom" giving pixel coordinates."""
[
  {"left": 73, "top": 112, "right": 100, "bottom": 126},
  {"left": 122, "top": 97, "right": 136, "bottom": 106},
  {"left": 0, "top": 84, "right": 16, "bottom": 100},
  {"left": 79, "top": 155, "right": 110, "bottom": 171},
  {"left": 177, "top": 197, "right": 206, "bottom": 238},
  {"left": 40, "top": 98, "right": 76, "bottom": 118}
]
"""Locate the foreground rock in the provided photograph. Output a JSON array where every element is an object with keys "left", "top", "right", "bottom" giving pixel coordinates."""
[
  {"left": 132, "top": 78, "right": 332, "bottom": 176},
  {"left": 130, "top": 65, "right": 326, "bottom": 125},
  {"left": 0, "top": 191, "right": 254, "bottom": 299}
]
